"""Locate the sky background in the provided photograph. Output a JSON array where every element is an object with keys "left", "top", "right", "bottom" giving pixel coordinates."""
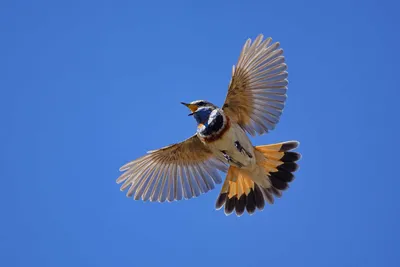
[{"left": 1, "top": 0, "right": 400, "bottom": 266}]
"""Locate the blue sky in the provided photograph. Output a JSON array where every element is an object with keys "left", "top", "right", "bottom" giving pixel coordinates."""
[{"left": 1, "top": 0, "right": 399, "bottom": 266}]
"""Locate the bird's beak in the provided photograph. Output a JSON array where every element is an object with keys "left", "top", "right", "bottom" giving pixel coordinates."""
[{"left": 181, "top": 102, "right": 198, "bottom": 116}]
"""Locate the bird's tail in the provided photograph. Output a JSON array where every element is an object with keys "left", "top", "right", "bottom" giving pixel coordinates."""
[{"left": 215, "top": 141, "right": 301, "bottom": 216}]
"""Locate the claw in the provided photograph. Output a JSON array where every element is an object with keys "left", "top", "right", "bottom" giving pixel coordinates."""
[
  {"left": 234, "top": 141, "right": 253, "bottom": 158},
  {"left": 221, "top": 150, "right": 244, "bottom": 168}
]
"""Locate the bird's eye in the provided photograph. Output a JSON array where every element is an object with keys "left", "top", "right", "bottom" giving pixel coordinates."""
[{"left": 197, "top": 101, "right": 205, "bottom": 106}]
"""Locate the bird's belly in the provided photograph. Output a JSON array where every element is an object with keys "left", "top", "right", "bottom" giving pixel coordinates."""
[{"left": 207, "top": 123, "right": 255, "bottom": 168}]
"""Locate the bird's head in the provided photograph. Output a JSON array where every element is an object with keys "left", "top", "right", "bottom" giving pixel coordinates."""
[{"left": 181, "top": 100, "right": 217, "bottom": 125}]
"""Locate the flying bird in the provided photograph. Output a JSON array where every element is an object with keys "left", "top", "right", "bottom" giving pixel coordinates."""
[{"left": 117, "top": 34, "right": 301, "bottom": 216}]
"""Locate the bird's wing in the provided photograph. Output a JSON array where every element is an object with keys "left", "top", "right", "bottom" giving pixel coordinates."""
[
  {"left": 222, "top": 34, "right": 288, "bottom": 136},
  {"left": 117, "top": 134, "right": 228, "bottom": 202}
]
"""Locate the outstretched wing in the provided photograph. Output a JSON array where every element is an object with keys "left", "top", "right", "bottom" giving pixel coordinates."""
[
  {"left": 117, "top": 135, "right": 228, "bottom": 202},
  {"left": 222, "top": 34, "right": 288, "bottom": 136}
]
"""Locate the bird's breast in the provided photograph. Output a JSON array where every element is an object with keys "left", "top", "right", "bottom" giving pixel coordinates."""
[{"left": 202, "top": 121, "right": 255, "bottom": 169}]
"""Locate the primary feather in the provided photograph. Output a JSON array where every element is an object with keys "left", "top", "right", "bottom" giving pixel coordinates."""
[{"left": 223, "top": 34, "right": 288, "bottom": 136}]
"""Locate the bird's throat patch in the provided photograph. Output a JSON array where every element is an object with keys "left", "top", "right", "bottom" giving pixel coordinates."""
[{"left": 201, "top": 115, "right": 230, "bottom": 143}]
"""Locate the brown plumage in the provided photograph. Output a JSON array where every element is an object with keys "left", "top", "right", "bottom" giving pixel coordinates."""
[
  {"left": 117, "top": 135, "right": 228, "bottom": 202},
  {"left": 117, "top": 34, "right": 301, "bottom": 217},
  {"left": 223, "top": 35, "right": 287, "bottom": 136}
]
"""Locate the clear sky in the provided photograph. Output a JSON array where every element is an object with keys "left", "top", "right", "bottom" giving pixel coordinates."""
[{"left": 1, "top": 0, "right": 399, "bottom": 266}]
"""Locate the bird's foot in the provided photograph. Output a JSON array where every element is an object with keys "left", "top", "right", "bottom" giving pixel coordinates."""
[
  {"left": 234, "top": 141, "right": 253, "bottom": 158},
  {"left": 221, "top": 150, "right": 244, "bottom": 168}
]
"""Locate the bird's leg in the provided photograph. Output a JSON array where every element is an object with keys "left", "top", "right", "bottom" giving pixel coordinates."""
[
  {"left": 221, "top": 150, "right": 232, "bottom": 162},
  {"left": 221, "top": 150, "right": 243, "bottom": 168},
  {"left": 234, "top": 141, "right": 253, "bottom": 158}
]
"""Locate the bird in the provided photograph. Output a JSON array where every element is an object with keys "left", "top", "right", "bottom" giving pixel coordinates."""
[{"left": 117, "top": 34, "right": 301, "bottom": 216}]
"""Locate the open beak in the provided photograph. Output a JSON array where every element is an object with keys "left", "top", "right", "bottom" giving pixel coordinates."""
[{"left": 181, "top": 102, "right": 198, "bottom": 116}]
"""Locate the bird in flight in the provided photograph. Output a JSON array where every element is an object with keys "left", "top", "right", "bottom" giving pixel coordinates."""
[{"left": 117, "top": 34, "right": 301, "bottom": 216}]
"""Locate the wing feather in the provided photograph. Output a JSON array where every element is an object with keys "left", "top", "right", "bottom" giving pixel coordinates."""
[
  {"left": 167, "top": 163, "right": 177, "bottom": 202},
  {"left": 117, "top": 135, "right": 228, "bottom": 202},
  {"left": 157, "top": 163, "right": 170, "bottom": 202},
  {"left": 223, "top": 34, "right": 289, "bottom": 136},
  {"left": 142, "top": 162, "right": 162, "bottom": 201}
]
